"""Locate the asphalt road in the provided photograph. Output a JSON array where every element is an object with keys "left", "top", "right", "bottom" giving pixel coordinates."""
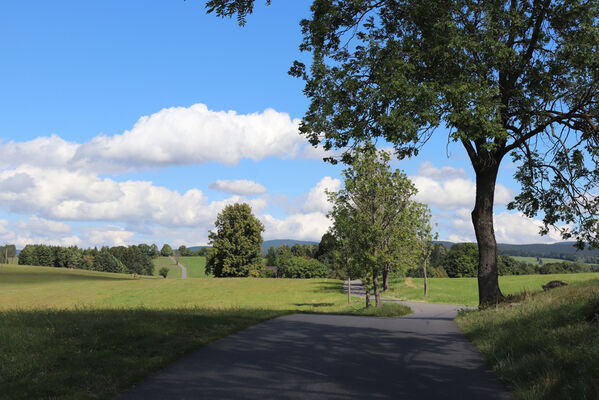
[{"left": 119, "top": 301, "right": 512, "bottom": 399}]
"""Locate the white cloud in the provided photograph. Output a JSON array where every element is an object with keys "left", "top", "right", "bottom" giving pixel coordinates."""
[
  {"left": 71, "top": 104, "right": 308, "bottom": 172},
  {"left": 84, "top": 227, "right": 135, "bottom": 247},
  {"left": 209, "top": 179, "right": 267, "bottom": 196},
  {"left": 417, "top": 161, "right": 468, "bottom": 180},
  {"left": 14, "top": 215, "right": 72, "bottom": 235},
  {"left": 0, "top": 218, "right": 81, "bottom": 248},
  {"left": 0, "top": 166, "right": 264, "bottom": 228},
  {"left": 261, "top": 212, "right": 331, "bottom": 242},
  {"left": 0, "top": 134, "right": 78, "bottom": 169},
  {"left": 441, "top": 208, "right": 563, "bottom": 244},
  {"left": 301, "top": 176, "right": 342, "bottom": 213},
  {"left": 0, "top": 104, "right": 324, "bottom": 174},
  {"left": 411, "top": 162, "right": 514, "bottom": 210}
]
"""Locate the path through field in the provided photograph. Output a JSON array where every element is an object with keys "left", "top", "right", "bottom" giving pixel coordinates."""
[
  {"left": 169, "top": 256, "right": 187, "bottom": 279},
  {"left": 119, "top": 281, "right": 512, "bottom": 399}
]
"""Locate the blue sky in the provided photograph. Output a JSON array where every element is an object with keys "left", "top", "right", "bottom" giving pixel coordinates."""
[{"left": 0, "top": 1, "right": 564, "bottom": 248}]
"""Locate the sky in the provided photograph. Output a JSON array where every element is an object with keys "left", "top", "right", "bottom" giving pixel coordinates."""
[{"left": 0, "top": 0, "right": 566, "bottom": 249}]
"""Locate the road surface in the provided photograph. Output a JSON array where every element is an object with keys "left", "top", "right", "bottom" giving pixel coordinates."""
[{"left": 119, "top": 289, "right": 511, "bottom": 399}]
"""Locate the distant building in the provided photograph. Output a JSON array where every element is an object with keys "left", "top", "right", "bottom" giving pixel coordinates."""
[{"left": 265, "top": 266, "right": 279, "bottom": 278}]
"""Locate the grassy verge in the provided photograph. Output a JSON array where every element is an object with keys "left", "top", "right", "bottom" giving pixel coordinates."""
[
  {"left": 386, "top": 273, "right": 599, "bottom": 306},
  {"left": 0, "top": 265, "right": 409, "bottom": 399},
  {"left": 455, "top": 279, "right": 599, "bottom": 399},
  {"left": 152, "top": 256, "right": 181, "bottom": 279}
]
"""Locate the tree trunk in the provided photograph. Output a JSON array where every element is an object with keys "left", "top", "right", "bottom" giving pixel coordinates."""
[
  {"left": 423, "top": 255, "right": 429, "bottom": 297},
  {"left": 383, "top": 264, "right": 389, "bottom": 291},
  {"left": 373, "top": 267, "right": 381, "bottom": 306},
  {"left": 347, "top": 276, "right": 351, "bottom": 304},
  {"left": 365, "top": 282, "right": 371, "bottom": 308},
  {"left": 472, "top": 160, "right": 504, "bottom": 306}
]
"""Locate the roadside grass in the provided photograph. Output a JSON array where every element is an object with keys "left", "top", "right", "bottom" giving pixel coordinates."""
[
  {"left": 0, "top": 265, "right": 408, "bottom": 399},
  {"left": 386, "top": 273, "right": 599, "bottom": 306},
  {"left": 152, "top": 257, "right": 181, "bottom": 279},
  {"left": 174, "top": 256, "right": 209, "bottom": 278},
  {"left": 455, "top": 279, "right": 599, "bottom": 400}
]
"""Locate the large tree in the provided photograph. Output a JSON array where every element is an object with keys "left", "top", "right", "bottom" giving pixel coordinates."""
[
  {"left": 206, "top": 0, "right": 599, "bottom": 305},
  {"left": 206, "top": 202, "right": 265, "bottom": 277},
  {"left": 328, "top": 145, "right": 419, "bottom": 306}
]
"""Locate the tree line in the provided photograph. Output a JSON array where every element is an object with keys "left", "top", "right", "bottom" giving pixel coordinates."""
[
  {"left": 407, "top": 243, "right": 598, "bottom": 278},
  {"left": 18, "top": 244, "right": 169, "bottom": 275}
]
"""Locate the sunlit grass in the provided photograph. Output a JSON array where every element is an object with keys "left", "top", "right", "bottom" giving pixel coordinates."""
[
  {"left": 386, "top": 273, "right": 599, "bottom": 306},
  {"left": 152, "top": 256, "right": 181, "bottom": 279},
  {"left": 174, "top": 256, "right": 209, "bottom": 278},
  {"left": 0, "top": 264, "right": 409, "bottom": 399},
  {"left": 456, "top": 279, "right": 599, "bottom": 399}
]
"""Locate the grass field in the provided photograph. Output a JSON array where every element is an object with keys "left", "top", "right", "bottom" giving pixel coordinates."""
[
  {"left": 174, "top": 256, "right": 209, "bottom": 278},
  {"left": 456, "top": 279, "right": 599, "bottom": 399},
  {"left": 152, "top": 256, "right": 181, "bottom": 279},
  {"left": 0, "top": 264, "right": 409, "bottom": 399},
  {"left": 387, "top": 273, "right": 599, "bottom": 306}
]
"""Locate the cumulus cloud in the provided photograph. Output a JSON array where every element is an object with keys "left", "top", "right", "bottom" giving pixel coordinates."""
[
  {"left": 0, "top": 104, "right": 324, "bottom": 174},
  {"left": 0, "top": 135, "right": 78, "bottom": 169},
  {"left": 71, "top": 104, "right": 309, "bottom": 172},
  {"left": 301, "top": 176, "right": 342, "bottom": 214},
  {"left": 411, "top": 161, "right": 513, "bottom": 209},
  {"left": 84, "top": 227, "right": 135, "bottom": 247},
  {"left": 261, "top": 212, "right": 331, "bottom": 242},
  {"left": 209, "top": 179, "right": 267, "bottom": 196},
  {"left": 0, "top": 165, "right": 266, "bottom": 228},
  {"left": 0, "top": 218, "right": 81, "bottom": 248},
  {"left": 442, "top": 208, "right": 563, "bottom": 244}
]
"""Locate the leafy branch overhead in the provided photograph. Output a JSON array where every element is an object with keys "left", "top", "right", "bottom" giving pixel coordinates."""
[{"left": 205, "top": 0, "right": 599, "bottom": 305}]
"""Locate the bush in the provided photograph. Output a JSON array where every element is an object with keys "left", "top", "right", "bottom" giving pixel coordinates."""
[
  {"left": 277, "top": 256, "right": 329, "bottom": 278},
  {"left": 158, "top": 267, "right": 169, "bottom": 278}
]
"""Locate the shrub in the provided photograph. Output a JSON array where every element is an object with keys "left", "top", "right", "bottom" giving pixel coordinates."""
[
  {"left": 277, "top": 256, "right": 329, "bottom": 278},
  {"left": 158, "top": 267, "right": 169, "bottom": 278}
]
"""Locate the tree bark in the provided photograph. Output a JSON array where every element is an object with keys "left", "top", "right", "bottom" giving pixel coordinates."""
[
  {"left": 423, "top": 254, "right": 429, "bottom": 297},
  {"left": 365, "top": 283, "right": 371, "bottom": 308},
  {"left": 383, "top": 264, "right": 389, "bottom": 291},
  {"left": 373, "top": 268, "right": 381, "bottom": 306},
  {"left": 472, "top": 159, "right": 504, "bottom": 306},
  {"left": 347, "top": 276, "right": 351, "bottom": 304}
]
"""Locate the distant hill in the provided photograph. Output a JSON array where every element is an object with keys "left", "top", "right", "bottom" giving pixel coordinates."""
[
  {"left": 189, "top": 240, "right": 599, "bottom": 262},
  {"left": 188, "top": 246, "right": 211, "bottom": 252},
  {"left": 262, "top": 239, "right": 319, "bottom": 254}
]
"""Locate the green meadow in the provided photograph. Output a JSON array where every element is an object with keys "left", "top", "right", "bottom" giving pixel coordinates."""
[
  {"left": 387, "top": 273, "right": 599, "bottom": 306},
  {"left": 3, "top": 264, "right": 598, "bottom": 399},
  {"left": 0, "top": 264, "right": 408, "bottom": 399},
  {"left": 174, "top": 255, "right": 209, "bottom": 278},
  {"left": 152, "top": 256, "right": 182, "bottom": 279}
]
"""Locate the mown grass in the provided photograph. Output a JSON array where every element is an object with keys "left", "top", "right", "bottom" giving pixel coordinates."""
[
  {"left": 0, "top": 264, "right": 409, "bottom": 399},
  {"left": 174, "top": 256, "right": 209, "bottom": 278},
  {"left": 455, "top": 279, "right": 599, "bottom": 400},
  {"left": 386, "top": 273, "right": 599, "bottom": 306},
  {"left": 152, "top": 256, "right": 181, "bottom": 279}
]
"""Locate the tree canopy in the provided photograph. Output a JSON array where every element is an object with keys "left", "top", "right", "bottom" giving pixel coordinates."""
[
  {"left": 328, "top": 145, "right": 424, "bottom": 306},
  {"left": 206, "top": 0, "right": 599, "bottom": 305},
  {"left": 206, "top": 203, "right": 265, "bottom": 277}
]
